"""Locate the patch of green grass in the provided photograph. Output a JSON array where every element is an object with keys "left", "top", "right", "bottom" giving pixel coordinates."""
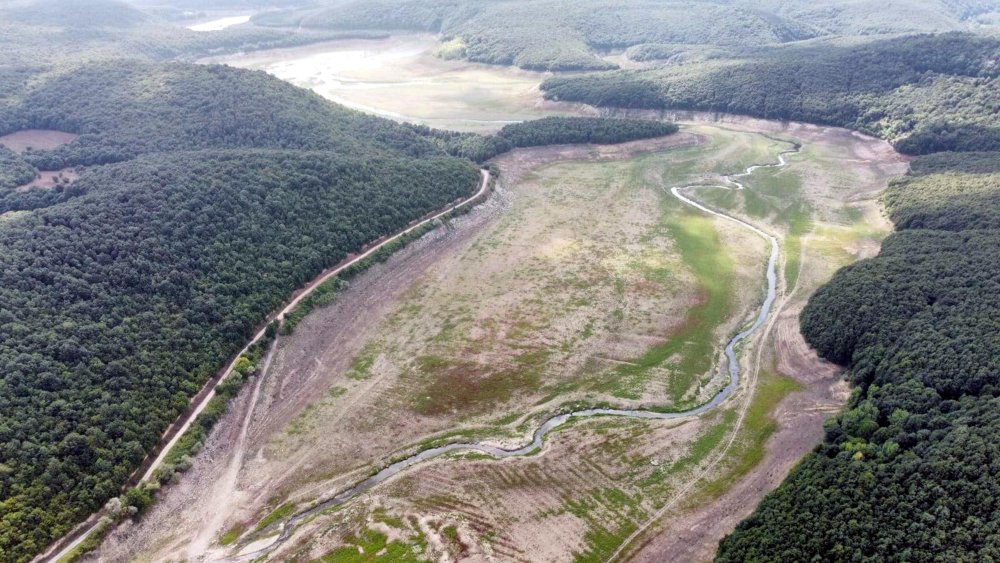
[
  {"left": 321, "top": 528, "right": 426, "bottom": 562},
  {"left": 254, "top": 502, "right": 295, "bottom": 532},
  {"left": 442, "top": 525, "right": 460, "bottom": 542},
  {"left": 837, "top": 205, "right": 864, "bottom": 223},
  {"left": 411, "top": 426, "right": 506, "bottom": 451},
  {"left": 346, "top": 342, "right": 380, "bottom": 380},
  {"left": 55, "top": 518, "right": 112, "bottom": 563},
  {"left": 603, "top": 186, "right": 735, "bottom": 401},
  {"left": 639, "top": 411, "right": 735, "bottom": 494},
  {"left": 282, "top": 277, "right": 347, "bottom": 334},
  {"left": 565, "top": 487, "right": 645, "bottom": 563},
  {"left": 219, "top": 523, "right": 246, "bottom": 546},
  {"left": 372, "top": 508, "right": 407, "bottom": 530},
  {"left": 411, "top": 349, "right": 548, "bottom": 416},
  {"left": 693, "top": 369, "right": 801, "bottom": 501},
  {"left": 287, "top": 403, "right": 317, "bottom": 436},
  {"left": 741, "top": 163, "right": 812, "bottom": 288}
]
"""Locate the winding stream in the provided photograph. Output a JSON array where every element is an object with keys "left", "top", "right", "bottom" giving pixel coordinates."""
[{"left": 236, "top": 139, "right": 800, "bottom": 560}]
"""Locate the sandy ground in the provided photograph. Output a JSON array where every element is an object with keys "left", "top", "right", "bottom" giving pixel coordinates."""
[
  {"left": 0, "top": 129, "right": 78, "bottom": 153},
  {"left": 97, "top": 132, "right": 703, "bottom": 561}
]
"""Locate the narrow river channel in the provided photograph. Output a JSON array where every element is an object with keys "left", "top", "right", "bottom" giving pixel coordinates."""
[{"left": 236, "top": 140, "right": 800, "bottom": 560}]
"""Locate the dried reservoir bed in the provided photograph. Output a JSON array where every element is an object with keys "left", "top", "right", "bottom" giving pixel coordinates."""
[{"left": 98, "top": 120, "right": 907, "bottom": 562}]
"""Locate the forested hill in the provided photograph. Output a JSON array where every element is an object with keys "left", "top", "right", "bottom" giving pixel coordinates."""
[
  {"left": 0, "top": 60, "right": 482, "bottom": 562},
  {"left": 252, "top": 0, "right": 818, "bottom": 71},
  {"left": 435, "top": 117, "right": 679, "bottom": 162},
  {"left": 0, "top": 0, "right": 376, "bottom": 85},
  {"left": 717, "top": 150, "right": 1000, "bottom": 561},
  {"left": 541, "top": 33, "right": 1000, "bottom": 154},
  {"left": 690, "top": 28, "right": 1000, "bottom": 562},
  {"left": 0, "top": 53, "right": 685, "bottom": 560},
  {"left": 252, "top": 0, "right": 996, "bottom": 71},
  {"left": 1, "top": 60, "right": 451, "bottom": 168}
]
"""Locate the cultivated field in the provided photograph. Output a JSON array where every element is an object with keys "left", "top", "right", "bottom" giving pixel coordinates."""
[{"left": 95, "top": 118, "right": 907, "bottom": 562}]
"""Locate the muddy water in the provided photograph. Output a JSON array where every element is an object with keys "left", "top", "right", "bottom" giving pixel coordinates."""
[{"left": 236, "top": 142, "right": 799, "bottom": 561}]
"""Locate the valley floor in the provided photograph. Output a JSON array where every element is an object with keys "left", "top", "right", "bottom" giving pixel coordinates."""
[{"left": 95, "top": 118, "right": 906, "bottom": 562}]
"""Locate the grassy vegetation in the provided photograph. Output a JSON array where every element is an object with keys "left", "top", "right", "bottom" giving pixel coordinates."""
[
  {"left": 219, "top": 523, "right": 246, "bottom": 546},
  {"left": 321, "top": 528, "right": 426, "bottom": 562},
  {"left": 281, "top": 277, "right": 347, "bottom": 334},
  {"left": 569, "top": 488, "right": 642, "bottom": 563},
  {"left": 741, "top": 161, "right": 811, "bottom": 289},
  {"left": 254, "top": 502, "right": 295, "bottom": 532},
  {"left": 412, "top": 350, "right": 549, "bottom": 416},
  {"left": 596, "top": 150, "right": 737, "bottom": 402},
  {"left": 691, "top": 370, "right": 801, "bottom": 502},
  {"left": 280, "top": 179, "right": 491, "bottom": 338},
  {"left": 605, "top": 204, "right": 734, "bottom": 402},
  {"left": 568, "top": 367, "right": 799, "bottom": 561},
  {"left": 345, "top": 343, "right": 380, "bottom": 380},
  {"left": 720, "top": 152, "right": 1000, "bottom": 560}
]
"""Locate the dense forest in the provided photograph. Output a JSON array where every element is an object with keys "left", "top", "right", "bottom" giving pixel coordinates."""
[
  {"left": 0, "top": 0, "right": 372, "bottom": 78},
  {"left": 435, "top": 117, "right": 679, "bottom": 162},
  {"left": 541, "top": 33, "right": 1000, "bottom": 154},
  {"left": 0, "top": 147, "right": 35, "bottom": 191},
  {"left": 0, "top": 59, "right": 483, "bottom": 561},
  {"left": 252, "top": 0, "right": 818, "bottom": 71},
  {"left": 3, "top": 0, "right": 999, "bottom": 560},
  {"left": 717, "top": 151, "right": 1000, "bottom": 561},
  {"left": 0, "top": 60, "right": 459, "bottom": 168}
]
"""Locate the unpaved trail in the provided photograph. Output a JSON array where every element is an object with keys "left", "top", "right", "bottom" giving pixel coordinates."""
[
  {"left": 189, "top": 337, "right": 279, "bottom": 558},
  {"left": 94, "top": 131, "right": 702, "bottom": 562}
]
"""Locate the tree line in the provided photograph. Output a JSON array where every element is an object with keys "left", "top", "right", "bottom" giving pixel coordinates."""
[
  {"left": 252, "top": 0, "right": 819, "bottom": 71},
  {"left": 717, "top": 153, "right": 1000, "bottom": 560},
  {"left": 432, "top": 117, "right": 679, "bottom": 162}
]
